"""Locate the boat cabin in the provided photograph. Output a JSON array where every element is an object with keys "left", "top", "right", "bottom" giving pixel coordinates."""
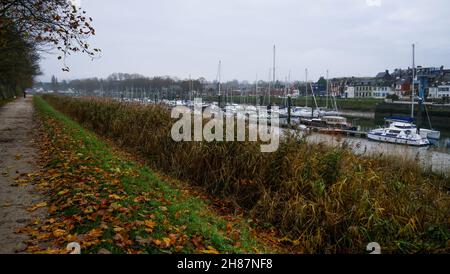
[{"left": 322, "top": 116, "right": 348, "bottom": 126}]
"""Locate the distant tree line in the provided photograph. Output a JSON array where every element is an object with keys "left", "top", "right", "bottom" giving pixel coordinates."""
[
  {"left": 0, "top": 0, "right": 98, "bottom": 100},
  {"left": 35, "top": 72, "right": 320, "bottom": 100}
]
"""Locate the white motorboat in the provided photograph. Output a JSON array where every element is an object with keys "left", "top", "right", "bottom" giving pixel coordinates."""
[
  {"left": 318, "top": 109, "right": 341, "bottom": 117},
  {"left": 291, "top": 107, "right": 320, "bottom": 118},
  {"left": 367, "top": 119, "right": 430, "bottom": 146}
]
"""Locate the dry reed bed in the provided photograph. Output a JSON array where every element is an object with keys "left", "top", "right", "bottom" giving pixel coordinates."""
[{"left": 42, "top": 95, "right": 450, "bottom": 253}]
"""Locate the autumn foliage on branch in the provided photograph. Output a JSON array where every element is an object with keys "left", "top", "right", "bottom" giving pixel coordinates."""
[
  {"left": 0, "top": 0, "right": 99, "bottom": 100},
  {"left": 1, "top": 0, "right": 100, "bottom": 71}
]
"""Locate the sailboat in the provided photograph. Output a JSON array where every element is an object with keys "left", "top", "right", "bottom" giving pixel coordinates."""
[
  {"left": 291, "top": 69, "right": 321, "bottom": 118},
  {"left": 318, "top": 70, "right": 340, "bottom": 116}
]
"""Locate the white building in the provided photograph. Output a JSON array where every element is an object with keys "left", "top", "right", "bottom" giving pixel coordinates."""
[
  {"left": 344, "top": 86, "right": 355, "bottom": 98},
  {"left": 436, "top": 85, "right": 450, "bottom": 99},
  {"left": 428, "top": 85, "right": 450, "bottom": 99},
  {"left": 372, "top": 86, "right": 394, "bottom": 99},
  {"left": 428, "top": 87, "right": 438, "bottom": 99},
  {"left": 354, "top": 85, "right": 373, "bottom": 98}
]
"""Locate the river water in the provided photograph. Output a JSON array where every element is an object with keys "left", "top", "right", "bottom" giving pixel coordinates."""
[{"left": 300, "top": 110, "right": 450, "bottom": 174}]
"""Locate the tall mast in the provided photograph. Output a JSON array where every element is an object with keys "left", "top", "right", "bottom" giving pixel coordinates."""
[
  {"left": 189, "top": 73, "right": 192, "bottom": 101},
  {"left": 270, "top": 45, "right": 275, "bottom": 106},
  {"left": 326, "top": 69, "right": 329, "bottom": 109},
  {"left": 218, "top": 60, "right": 222, "bottom": 96},
  {"left": 288, "top": 69, "right": 291, "bottom": 96},
  {"left": 267, "top": 67, "right": 271, "bottom": 106},
  {"left": 255, "top": 74, "right": 258, "bottom": 105},
  {"left": 411, "top": 44, "right": 415, "bottom": 118},
  {"left": 272, "top": 45, "right": 276, "bottom": 85},
  {"left": 305, "top": 68, "right": 308, "bottom": 108}
]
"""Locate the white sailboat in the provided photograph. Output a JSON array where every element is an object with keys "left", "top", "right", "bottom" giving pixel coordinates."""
[
  {"left": 292, "top": 69, "right": 320, "bottom": 118},
  {"left": 319, "top": 69, "right": 341, "bottom": 116}
]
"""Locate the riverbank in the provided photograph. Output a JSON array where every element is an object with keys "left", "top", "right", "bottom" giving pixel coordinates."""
[{"left": 36, "top": 94, "right": 450, "bottom": 253}]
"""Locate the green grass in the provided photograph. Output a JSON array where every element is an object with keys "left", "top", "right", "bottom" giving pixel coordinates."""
[{"left": 33, "top": 96, "right": 268, "bottom": 254}]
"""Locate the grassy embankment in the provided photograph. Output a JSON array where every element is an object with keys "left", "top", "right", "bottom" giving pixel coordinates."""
[
  {"left": 20, "top": 96, "right": 274, "bottom": 254},
  {"left": 38, "top": 94, "right": 450, "bottom": 253}
]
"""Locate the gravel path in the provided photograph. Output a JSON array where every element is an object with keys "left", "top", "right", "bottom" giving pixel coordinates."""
[{"left": 0, "top": 96, "right": 46, "bottom": 253}]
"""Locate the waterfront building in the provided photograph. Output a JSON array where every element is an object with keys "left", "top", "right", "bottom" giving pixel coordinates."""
[{"left": 344, "top": 86, "right": 355, "bottom": 98}]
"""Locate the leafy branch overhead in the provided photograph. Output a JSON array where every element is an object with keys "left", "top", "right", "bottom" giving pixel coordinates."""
[{"left": 1, "top": 0, "right": 101, "bottom": 71}]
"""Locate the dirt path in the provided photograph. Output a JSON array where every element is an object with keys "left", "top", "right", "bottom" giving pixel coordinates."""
[{"left": 0, "top": 96, "right": 46, "bottom": 253}]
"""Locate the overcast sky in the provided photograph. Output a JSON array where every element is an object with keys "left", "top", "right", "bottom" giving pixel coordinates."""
[{"left": 38, "top": 0, "right": 450, "bottom": 82}]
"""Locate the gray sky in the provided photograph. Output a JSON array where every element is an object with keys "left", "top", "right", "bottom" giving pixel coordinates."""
[{"left": 38, "top": 0, "right": 450, "bottom": 82}]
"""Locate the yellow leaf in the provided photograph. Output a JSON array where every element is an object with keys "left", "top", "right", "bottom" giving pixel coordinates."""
[
  {"left": 28, "top": 202, "right": 47, "bottom": 212},
  {"left": 109, "top": 194, "right": 123, "bottom": 200},
  {"left": 53, "top": 229, "right": 66, "bottom": 238},
  {"left": 144, "top": 220, "right": 156, "bottom": 229},
  {"left": 162, "top": 237, "right": 171, "bottom": 247},
  {"left": 113, "top": 226, "right": 124, "bottom": 232},
  {"left": 201, "top": 246, "right": 219, "bottom": 254},
  {"left": 57, "top": 189, "right": 69, "bottom": 195},
  {"left": 87, "top": 228, "right": 103, "bottom": 238}
]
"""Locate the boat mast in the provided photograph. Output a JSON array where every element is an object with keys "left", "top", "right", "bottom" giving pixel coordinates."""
[
  {"left": 267, "top": 68, "right": 271, "bottom": 106},
  {"left": 284, "top": 76, "right": 288, "bottom": 107},
  {"left": 286, "top": 70, "right": 291, "bottom": 107},
  {"left": 310, "top": 82, "right": 319, "bottom": 113},
  {"left": 305, "top": 68, "right": 308, "bottom": 108},
  {"left": 218, "top": 60, "right": 222, "bottom": 96},
  {"left": 189, "top": 73, "right": 192, "bottom": 101},
  {"left": 270, "top": 45, "right": 275, "bottom": 106},
  {"left": 326, "top": 69, "right": 329, "bottom": 109},
  {"left": 411, "top": 44, "right": 415, "bottom": 119},
  {"left": 255, "top": 74, "right": 258, "bottom": 106}
]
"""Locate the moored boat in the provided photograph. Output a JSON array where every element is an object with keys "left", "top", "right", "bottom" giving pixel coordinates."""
[{"left": 367, "top": 119, "right": 430, "bottom": 146}]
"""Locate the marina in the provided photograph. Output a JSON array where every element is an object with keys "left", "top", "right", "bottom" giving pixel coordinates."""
[{"left": 116, "top": 97, "right": 450, "bottom": 173}]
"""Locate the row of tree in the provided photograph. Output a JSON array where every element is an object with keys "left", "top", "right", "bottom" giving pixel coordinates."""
[
  {"left": 35, "top": 72, "right": 324, "bottom": 101},
  {"left": 0, "top": 19, "right": 39, "bottom": 99},
  {"left": 0, "top": 0, "right": 98, "bottom": 100}
]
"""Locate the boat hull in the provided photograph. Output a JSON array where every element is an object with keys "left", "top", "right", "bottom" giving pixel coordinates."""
[{"left": 367, "top": 133, "right": 430, "bottom": 146}]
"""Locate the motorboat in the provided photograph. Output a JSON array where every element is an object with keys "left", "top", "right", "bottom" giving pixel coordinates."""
[
  {"left": 301, "top": 116, "right": 357, "bottom": 132},
  {"left": 291, "top": 107, "right": 320, "bottom": 118},
  {"left": 367, "top": 118, "right": 430, "bottom": 146}
]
